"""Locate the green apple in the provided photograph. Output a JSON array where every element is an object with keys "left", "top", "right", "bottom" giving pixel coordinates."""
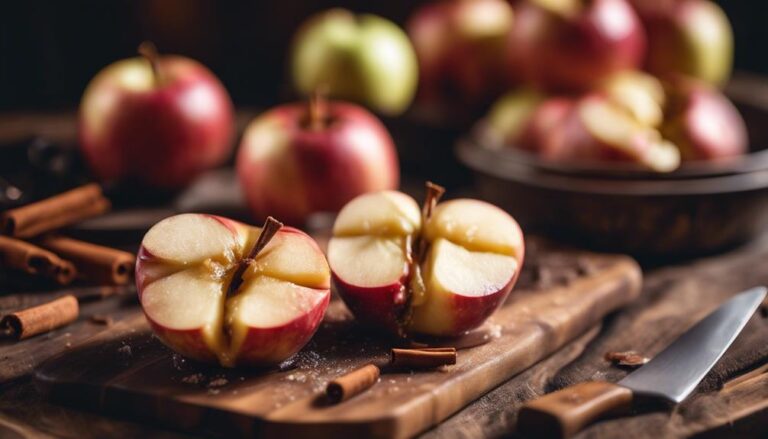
[
  {"left": 635, "top": 0, "right": 733, "bottom": 86},
  {"left": 291, "top": 9, "right": 418, "bottom": 116}
]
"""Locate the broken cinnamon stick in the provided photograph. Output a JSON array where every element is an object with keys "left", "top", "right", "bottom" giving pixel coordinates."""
[
  {"left": 227, "top": 216, "right": 283, "bottom": 297},
  {"left": 0, "top": 236, "right": 76, "bottom": 284},
  {"left": 390, "top": 347, "right": 457, "bottom": 369},
  {"left": 1, "top": 295, "right": 79, "bottom": 340},
  {"left": 0, "top": 183, "right": 110, "bottom": 238},
  {"left": 326, "top": 363, "right": 381, "bottom": 404},
  {"left": 37, "top": 235, "right": 135, "bottom": 285}
]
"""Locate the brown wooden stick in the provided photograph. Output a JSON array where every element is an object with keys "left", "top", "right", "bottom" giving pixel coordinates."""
[
  {"left": 390, "top": 347, "right": 457, "bottom": 369},
  {"left": 1, "top": 295, "right": 79, "bottom": 340},
  {"left": 0, "top": 183, "right": 110, "bottom": 238},
  {"left": 37, "top": 235, "right": 135, "bottom": 285},
  {"left": 0, "top": 236, "right": 77, "bottom": 285},
  {"left": 326, "top": 363, "right": 381, "bottom": 404}
]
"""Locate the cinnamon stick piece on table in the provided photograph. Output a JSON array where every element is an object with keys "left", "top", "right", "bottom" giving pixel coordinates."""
[
  {"left": 0, "top": 236, "right": 77, "bottom": 285},
  {"left": 0, "top": 183, "right": 110, "bottom": 238},
  {"left": 326, "top": 363, "right": 381, "bottom": 404},
  {"left": 390, "top": 347, "right": 457, "bottom": 369},
  {"left": 37, "top": 235, "right": 135, "bottom": 285},
  {"left": 1, "top": 295, "right": 79, "bottom": 340}
]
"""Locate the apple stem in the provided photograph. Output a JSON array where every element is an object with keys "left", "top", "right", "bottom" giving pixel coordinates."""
[
  {"left": 307, "top": 87, "right": 328, "bottom": 131},
  {"left": 227, "top": 216, "right": 284, "bottom": 297},
  {"left": 138, "top": 41, "right": 165, "bottom": 87}
]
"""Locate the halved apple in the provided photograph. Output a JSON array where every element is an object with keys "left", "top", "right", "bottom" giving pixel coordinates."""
[
  {"left": 327, "top": 186, "right": 524, "bottom": 337},
  {"left": 136, "top": 213, "right": 330, "bottom": 367}
]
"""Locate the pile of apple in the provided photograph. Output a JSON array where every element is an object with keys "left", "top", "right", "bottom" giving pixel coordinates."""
[{"left": 464, "top": 0, "right": 748, "bottom": 171}]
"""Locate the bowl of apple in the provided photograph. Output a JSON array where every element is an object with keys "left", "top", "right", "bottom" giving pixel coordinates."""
[{"left": 458, "top": 73, "right": 768, "bottom": 258}]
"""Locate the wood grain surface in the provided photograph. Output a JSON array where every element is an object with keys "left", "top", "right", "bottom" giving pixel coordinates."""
[{"left": 30, "top": 245, "right": 641, "bottom": 439}]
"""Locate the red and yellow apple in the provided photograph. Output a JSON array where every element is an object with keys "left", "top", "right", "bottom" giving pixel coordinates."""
[
  {"left": 236, "top": 98, "right": 399, "bottom": 226},
  {"left": 661, "top": 78, "right": 747, "bottom": 161},
  {"left": 485, "top": 89, "right": 573, "bottom": 152},
  {"left": 79, "top": 43, "right": 234, "bottom": 188},
  {"left": 290, "top": 9, "right": 418, "bottom": 116},
  {"left": 136, "top": 213, "right": 330, "bottom": 367},
  {"left": 510, "top": 0, "right": 646, "bottom": 92},
  {"left": 632, "top": 0, "right": 733, "bottom": 86},
  {"left": 327, "top": 186, "right": 524, "bottom": 337},
  {"left": 407, "top": 0, "right": 516, "bottom": 112},
  {"left": 546, "top": 94, "right": 680, "bottom": 171}
]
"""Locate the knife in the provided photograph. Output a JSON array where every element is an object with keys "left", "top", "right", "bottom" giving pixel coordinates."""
[{"left": 516, "top": 286, "right": 767, "bottom": 438}]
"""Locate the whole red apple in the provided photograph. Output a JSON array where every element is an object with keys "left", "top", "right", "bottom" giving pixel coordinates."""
[
  {"left": 236, "top": 97, "right": 399, "bottom": 225},
  {"left": 662, "top": 78, "right": 747, "bottom": 161},
  {"left": 631, "top": 0, "right": 733, "bottom": 86},
  {"left": 407, "top": 0, "right": 516, "bottom": 113},
  {"left": 136, "top": 214, "right": 331, "bottom": 367},
  {"left": 486, "top": 89, "right": 574, "bottom": 152},
  {"left": 511, "top": 0, "right": 646, "bottom": 92},
  {"left": 79, "top": 43, "right": 234, "bottom": 188}
]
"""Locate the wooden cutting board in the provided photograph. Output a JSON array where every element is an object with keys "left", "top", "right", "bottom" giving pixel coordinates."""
[{"left": 34, "top": 244, "right": 642, "bottom": 439}]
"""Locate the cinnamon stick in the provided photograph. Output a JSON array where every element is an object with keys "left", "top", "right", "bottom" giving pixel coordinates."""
[
  {"left": 390, "top": 347, "right": 457, "bottom": 369},
  {"left": 1, "top": 295, "right": 79, "bottom": 340},
  {"left": 37, "top": 235, "right": 135, "bottom": 285},
  {"left": 326, "top": 363, "right": 381, "bottom": 404},
  {"left": 0, "top": 183, "right": 110, "bottom": 238},
  {"left": 0, "top": 236, "right": 77, "bottom": 285},
  {"left": 227, "top": 216, "right": 283, "bottom": 297}
]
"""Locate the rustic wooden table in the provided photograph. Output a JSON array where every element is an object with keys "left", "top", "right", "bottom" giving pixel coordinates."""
[{"left": 1, "top": 113, "right": 767, "bottom": 438}]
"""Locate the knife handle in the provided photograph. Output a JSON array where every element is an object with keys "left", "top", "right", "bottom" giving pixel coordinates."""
[{"left": 517, "top": 381, "right": 633, "bottom": 438}]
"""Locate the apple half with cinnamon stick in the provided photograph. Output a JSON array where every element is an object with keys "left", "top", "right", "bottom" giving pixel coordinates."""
[
  {"left": 135, "top": 214, "right": 330, "bottom": 367},
  {"left": 327, "top": 183, "right": 524, "bottom": 337}
]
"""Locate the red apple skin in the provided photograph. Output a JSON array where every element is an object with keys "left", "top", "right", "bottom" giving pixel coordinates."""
[
  {"left": 332, "top": 271, "right": 410, "bottom": 335},
  {"left": 512, "top": 0, "right": 646, "bottom": 92},
  {"left": 79, "top": 56, "right": 235, "bottom": 188},
  {"left": 518, "top": 97, "right": 575, "bottom": 153},
  {"left": 631, "top": 0, "right": 733, "bottom": 86},
  {"left": 447, "top": 266, "right": 520, "bottom": 335},
  {"left": 663, "top": 80, "right": 748, "bottom": 161},
  {"left": 237, "top": 101, "right": 399, "bottom": 226},
  {"left": 407, "top": 0, "right": 517, "bottom": 112},
  {"left": 235, "top": 289, "right": 330, "bottom": 366}
]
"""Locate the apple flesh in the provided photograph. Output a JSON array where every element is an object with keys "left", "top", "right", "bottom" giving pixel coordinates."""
[
  {"left": 599, "top": 70, "right": 666, "bottom": 128},
  {"left": 407, "top": 0, "right": 516, "bottom": 113},
  {"left": 236, "top": 100, "right": 399, "bottom": 226},
  {"left": 291, "top": 9, "right": 418, "bottom": 116},
  {"left": 661, "top": 79, "right": 748, "bottom": 161},
  {"left": 79, "top": 45, "right": 234, "bottom": 188},
  {"left": 546, "top": 94, "right": 680, "bottom": 171},
  {"left": 136, "top": 214, "right": 330, "bottom": 367},
  {"left": 327, "top": 189, "right": 524, "bottom": 337},
  {"left": 633, "top": 0, "right": 733, "bottom": 86},
  {"left": 511, "top": 0, "right": 646, "bottom": 92}
]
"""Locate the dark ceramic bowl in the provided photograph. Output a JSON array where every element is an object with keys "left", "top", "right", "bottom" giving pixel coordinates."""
[{"left": 456, "top": 75, "right": 768, "bottom": 258}]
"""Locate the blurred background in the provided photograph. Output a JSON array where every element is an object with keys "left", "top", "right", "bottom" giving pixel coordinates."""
[{"left": 2, "top": 0, "right": 765, "bottom": 111}]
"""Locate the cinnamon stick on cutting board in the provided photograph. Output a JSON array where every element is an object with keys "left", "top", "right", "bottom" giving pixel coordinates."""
[
  {"left": 0, "top": 183, "right": 110, "bottom": 238},
  {"left": 1, "top": 295, "right": 79, "bottom": 340},
  {"left": 0, "top": 236, "right": 76, "bottom": 285},
  {"left": 37, "top": 235, "right": 135, "bottom": 285}
]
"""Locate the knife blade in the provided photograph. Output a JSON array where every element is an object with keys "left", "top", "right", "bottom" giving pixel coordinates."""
[{"left": 516, "top": 286, "right": 767, "bottom": 438}]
